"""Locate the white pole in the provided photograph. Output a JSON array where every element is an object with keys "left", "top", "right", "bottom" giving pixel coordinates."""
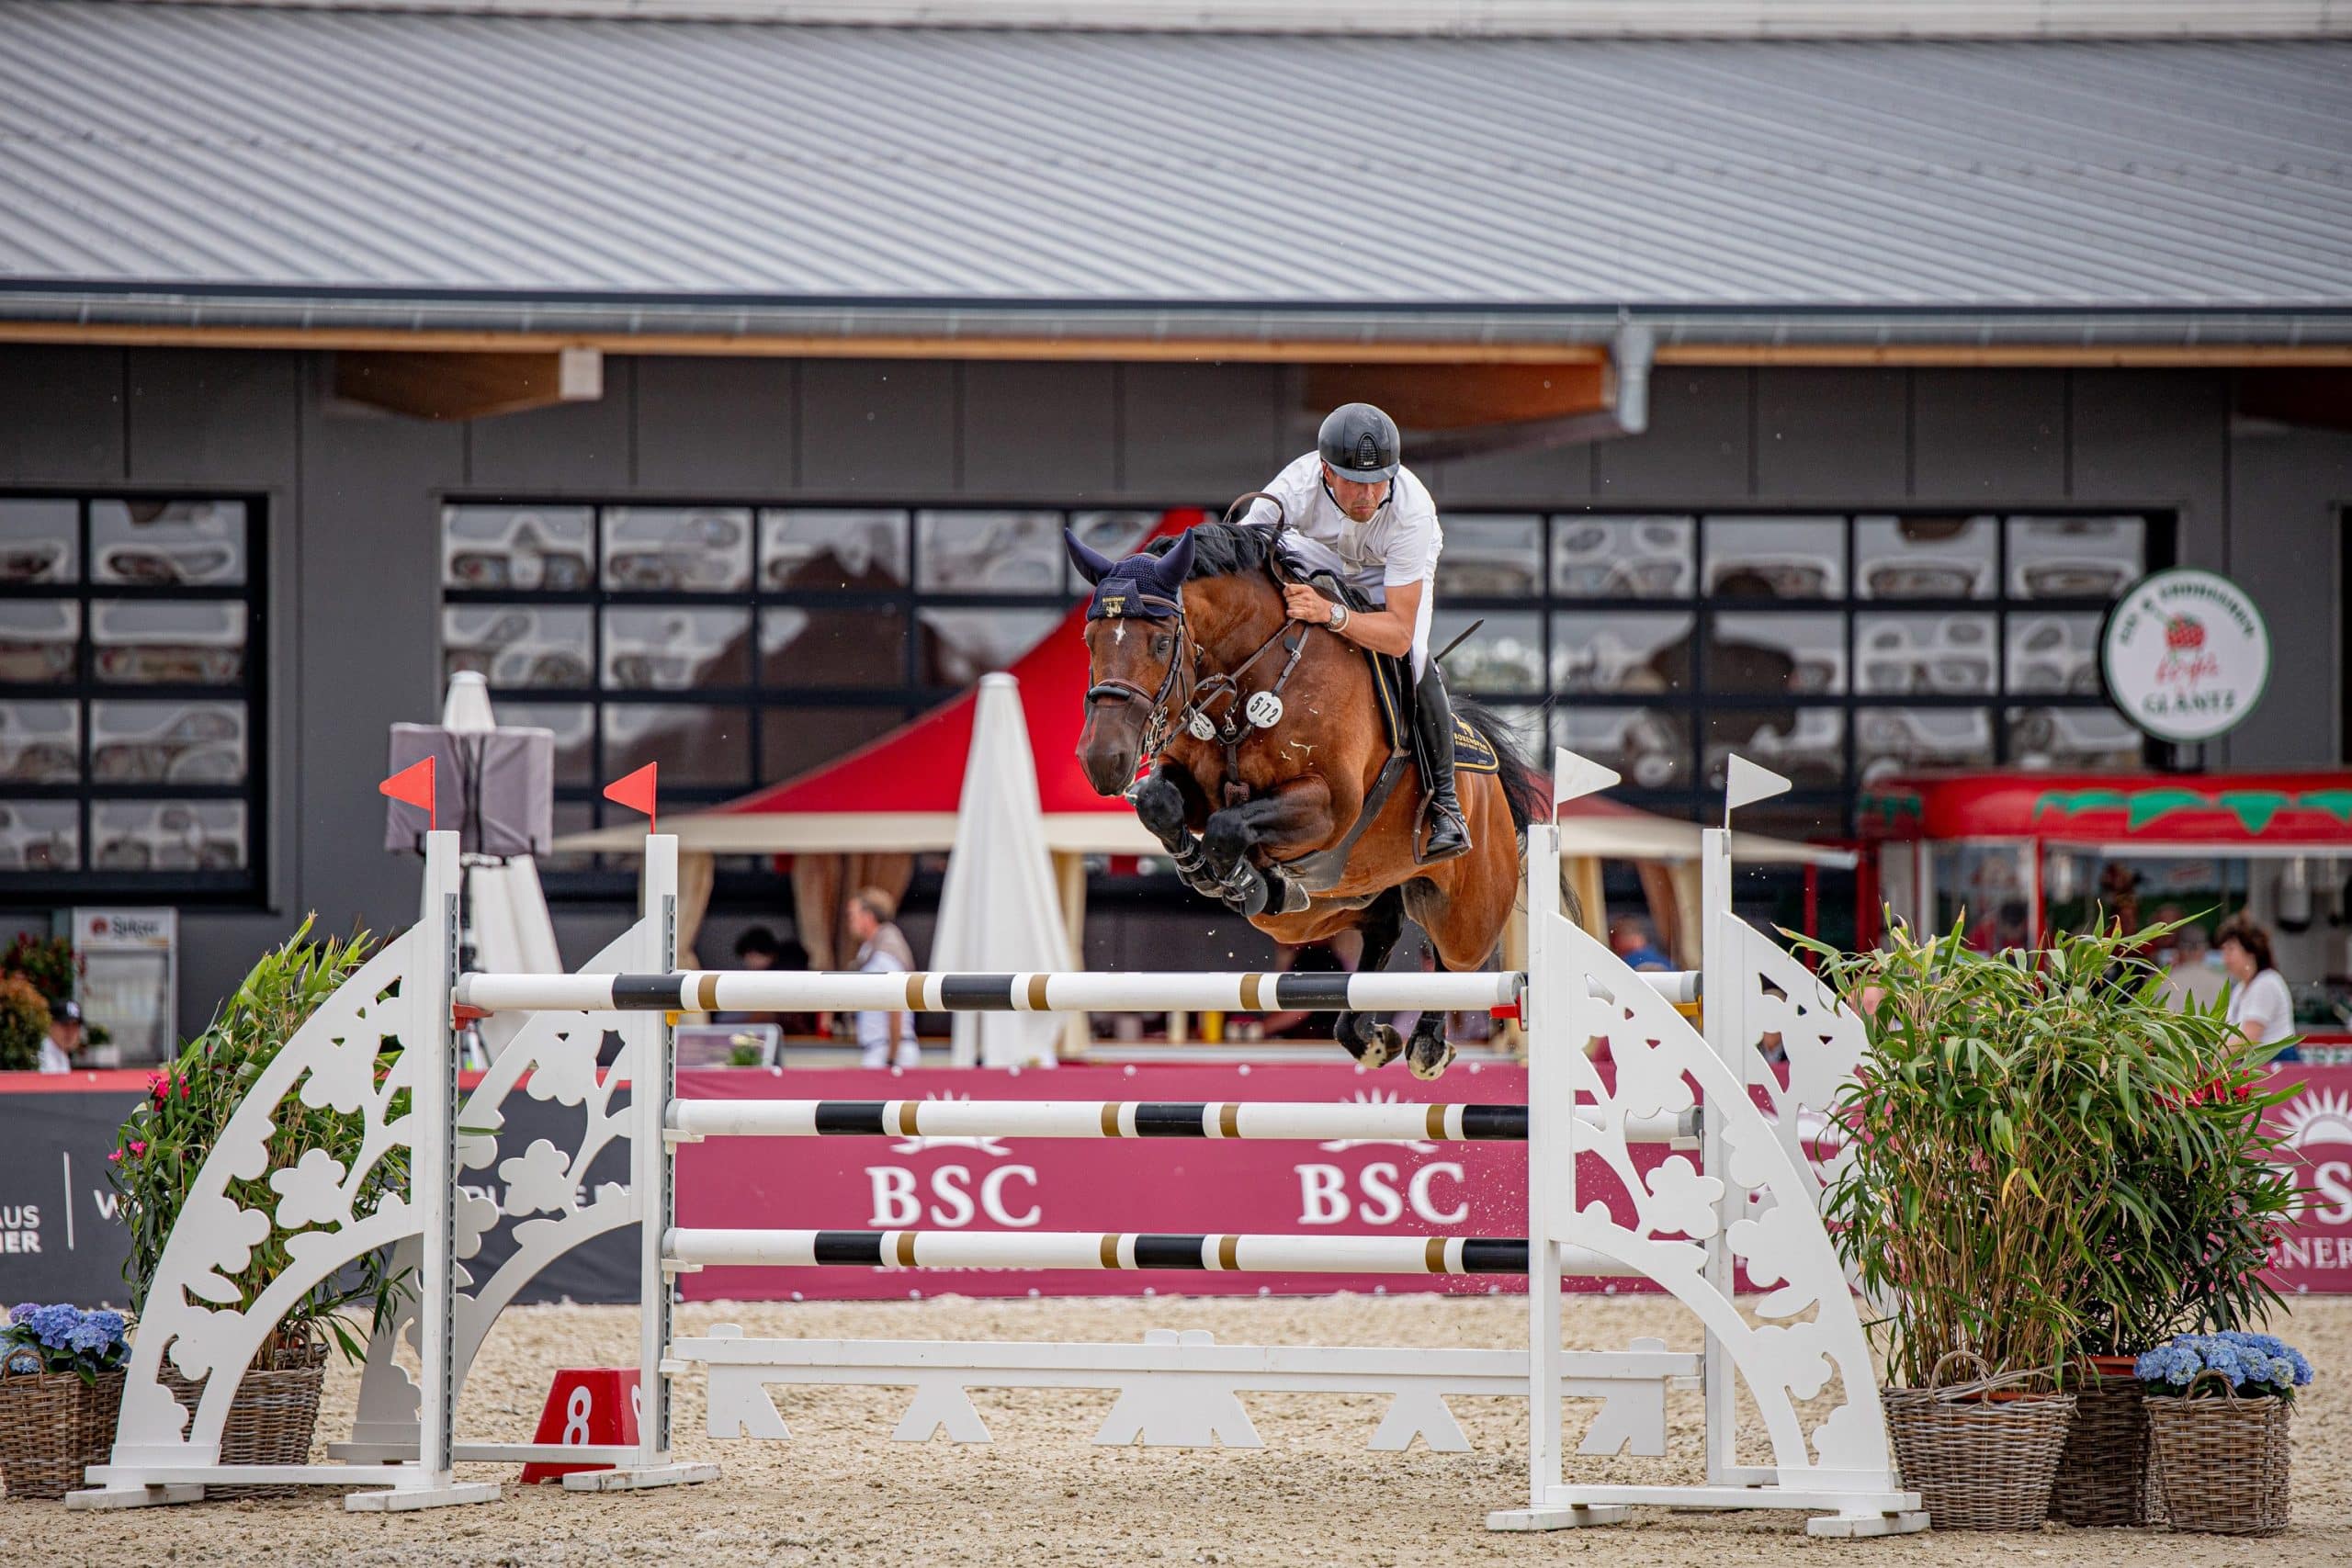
[
  {"left": 664, "top": 1097, "right": 1696, "bottom": 1146},
  {"left": 662, "top": 1228, "right": 1629, "bottom": 1276},
  {"left": 414, "top": 830, "right": 462, "bottom": 1488},
  {"left": 456, "top": 968, "right": 1527, "bottom": 1016},
  {"left": 1700, "top": 824, "right": 1738, "bottom": 1486},
  {"left": 635, "top": 835, "right": 679, "bottom": 1473},
  {"left": 1522, "top": 820, "right": 1566, "bottom": 1514}
]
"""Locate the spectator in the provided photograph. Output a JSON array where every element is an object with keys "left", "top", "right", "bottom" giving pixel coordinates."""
[
  {"left": 1609, "top": 915, "right": 1672, "bottom": 972},
  {"left": 846, "top": 888, "right": 920, "bottom": 1068},
  {"left": 38, "top": 998, "right": 81, "bottom": 1075},
  {"left": 2217, "top": 913, "right": 2297, "bottom": 1058},
  {"left": 2161, "top": 921, "right": 2227, "bottom": 1012}
]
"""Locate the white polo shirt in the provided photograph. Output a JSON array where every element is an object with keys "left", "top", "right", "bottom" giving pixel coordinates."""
[
  {"left": 1240, "top": 453, "right": 1443, "bottom": 599},
  {"left": 2227, "top": 968, "right": 2295, "bottom": 1045}
]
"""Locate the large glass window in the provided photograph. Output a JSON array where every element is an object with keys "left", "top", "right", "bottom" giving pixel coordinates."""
[
  {"left": 0, "top": 495, "right": 265, "bottom": 895},
  {"left": 441, "top": 503, "right": 1205, "bottom": 875},
  {"left": 443, "top": 502, "right": 2162, "bottom": 875},
  {"left": 1446, "top": 511, "right": 2163, "bottom": 834}
]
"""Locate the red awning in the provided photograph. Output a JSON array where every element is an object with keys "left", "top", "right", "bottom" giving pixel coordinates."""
[{"left": 1861, "top": 771, "right": 2352, "bottom": 845}]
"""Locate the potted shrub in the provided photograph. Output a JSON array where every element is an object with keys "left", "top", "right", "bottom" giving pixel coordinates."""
[
  {"left": 2, "top": 932, "right": 114, "bottom": 1057},
  {"left": 0, "top": 1304, "right": 131, "bottom": 1499},
  {"left": 0, "top": 974, "right": 47, "bottom": 1072},
  {"left": 2138, "top": 1331, "right": 2312, "bottom": 1535},
  {"left": 1803, "top": 917, "right": 2274, "bottom": 1529},
  {"left": 2054, "top": 985, "right": 2295, "bottom": 1527},
  {"left": 107, "top": 919, "right": 407, "bottom": 1497}
]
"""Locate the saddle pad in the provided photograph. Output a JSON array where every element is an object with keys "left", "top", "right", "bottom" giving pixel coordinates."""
[{"left": 1361, "top": 649, "right": 1500, "bottom": 775}]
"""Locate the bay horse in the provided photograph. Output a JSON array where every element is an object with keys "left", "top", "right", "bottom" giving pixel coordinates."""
[{"left": 1066, "top": 522, "right": 1543, "bottom": 1078}]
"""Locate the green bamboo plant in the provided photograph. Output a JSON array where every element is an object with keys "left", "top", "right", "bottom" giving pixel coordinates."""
[
  {"left": 1796, "top": 917, "right": 2296, "bottom": 1387},
  {"left": 107, "top": 919, "right": 410, "bottom": 1363}
]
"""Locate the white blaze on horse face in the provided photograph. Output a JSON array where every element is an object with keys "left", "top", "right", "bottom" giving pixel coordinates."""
[{"left": 1113, "top": 621, "right": 1126, "bottom": 646}]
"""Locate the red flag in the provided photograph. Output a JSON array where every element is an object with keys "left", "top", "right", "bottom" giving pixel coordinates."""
[
  {"left": 604, "top": 761, "right": 659, "bottom": 833},
  {"left": 379, "top": 756, "right": 436, "bottom": 829}
]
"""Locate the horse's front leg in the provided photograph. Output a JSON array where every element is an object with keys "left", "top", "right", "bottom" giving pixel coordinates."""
[
  {"left": 1130, "top": 761, "right": 1226, "bottom": 900},
  {"left": 1202, "top": 778, "right": 1336, "bottom": 918}
]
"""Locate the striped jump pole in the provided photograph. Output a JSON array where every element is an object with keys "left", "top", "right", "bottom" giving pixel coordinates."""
[
  {"left": 453, "top": 967, "right": 1698, "bottom": 1015},
  {"left": 664, "top": 1098, "right": 1701, "bottom": 1148},
  {"left": 454, "top": 967, "right": 1525, "bottom": 1015},
  {"left": 662, "top": 1228, "right": 1639, "bottom": 1278}
]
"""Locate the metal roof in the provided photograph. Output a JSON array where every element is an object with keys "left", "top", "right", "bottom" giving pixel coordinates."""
[
  {"left": 81, "top": 1, "right": 2352, "bottom": 38},
  {"left": 1, "top": 1, "right": 2347, "bottom": 344}
]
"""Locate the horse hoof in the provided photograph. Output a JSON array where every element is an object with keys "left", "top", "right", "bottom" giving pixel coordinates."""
[
  {"left": 1348, "top": 1023, "right": 1404, "bottom": 1069},
  {"left": 1407, "top": 1037, "right": 1455, "bottom": 1080}
]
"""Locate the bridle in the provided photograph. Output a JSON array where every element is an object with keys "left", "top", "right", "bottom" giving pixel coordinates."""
[
  {"left": 1084, "top": 580, "right": 1314, "bottom": 783},
  {"left": 1082, "top": 590, "right": 1198, "bottom": 761}
]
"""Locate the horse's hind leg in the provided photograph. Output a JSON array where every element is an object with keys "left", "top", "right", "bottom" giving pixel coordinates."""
[{"left": 1334, "top": 889, "right": 1406, "bottom": 1069}]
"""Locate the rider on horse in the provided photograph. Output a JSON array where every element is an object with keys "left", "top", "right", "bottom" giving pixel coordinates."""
[{"left": 1237, "top": 402, "right": 1471, "bottom": 862}]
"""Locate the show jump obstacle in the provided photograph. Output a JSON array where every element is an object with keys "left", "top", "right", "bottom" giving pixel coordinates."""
[{"left": 69, "top": 750, "right": 1924, "bottom": 1538}]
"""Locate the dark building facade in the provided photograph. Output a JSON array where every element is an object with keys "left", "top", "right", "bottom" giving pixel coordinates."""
[{"left": 4, "top": 344, "right": 2347, "bottom": 1035}]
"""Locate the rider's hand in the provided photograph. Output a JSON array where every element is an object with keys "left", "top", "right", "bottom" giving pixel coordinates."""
[{"left": 1282, "top": 582, "right": 1334, "bottom": 626}]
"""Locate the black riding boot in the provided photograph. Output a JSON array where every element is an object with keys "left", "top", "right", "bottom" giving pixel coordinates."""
[{"left": 1413, "top": 662, "right": 1472, "bottom": 863}]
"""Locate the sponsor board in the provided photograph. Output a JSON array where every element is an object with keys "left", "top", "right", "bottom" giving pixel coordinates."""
[
  {"left": 2103, "top": 569, "right": 2269, "bottom": 742},
  {"left": 15, "top": 1064, "right": 2352, "bottom": 1304}
]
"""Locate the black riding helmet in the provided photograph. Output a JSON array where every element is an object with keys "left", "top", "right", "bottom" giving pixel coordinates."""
[{"left": 1317, "top": 402, "right": 1400, "bottom": 485}]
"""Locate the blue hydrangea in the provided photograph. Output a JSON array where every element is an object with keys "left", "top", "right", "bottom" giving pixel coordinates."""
[
  {"left": 86, "top": 1309, "right": 125, "bottom": 1340},
  {"left": 28, "top": 1303, "right": 80, "bottom": 1349},
  {"left": 7, "top": 1303, "right": 37, "bottom": 1326},
  {"left": 2142, "top": 1331, "right": 2316, "bottom": 1398}
]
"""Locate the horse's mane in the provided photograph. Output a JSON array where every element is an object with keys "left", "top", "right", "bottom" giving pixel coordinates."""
[{"left": 1143, "top": 522, "right": 1272, "bottom": 580}]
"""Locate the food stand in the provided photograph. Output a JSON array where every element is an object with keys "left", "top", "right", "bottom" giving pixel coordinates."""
[{"left": 1860, "top": 771, "right": 2352, "bottom": 1048}]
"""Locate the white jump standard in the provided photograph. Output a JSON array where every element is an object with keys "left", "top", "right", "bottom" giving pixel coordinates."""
[{"left": 70, "top": 750, "right": 1921, "bottom": 1539}]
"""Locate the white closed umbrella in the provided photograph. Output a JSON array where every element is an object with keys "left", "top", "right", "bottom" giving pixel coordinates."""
[{"left": 931, "top": 673, "right": 1069, "bottom": 1068}]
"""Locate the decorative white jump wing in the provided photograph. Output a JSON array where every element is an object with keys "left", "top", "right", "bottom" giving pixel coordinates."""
[
  {"left": 104, "top": 930, "right": 424, "bottom": 1466},
  {"left": 1546, "top": 914, "right": 1891, "bottom": 1483}
]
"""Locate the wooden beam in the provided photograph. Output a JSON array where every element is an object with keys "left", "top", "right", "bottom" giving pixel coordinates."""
[
  {"left": 0, "top": 321, "right": 1619, "bottom": 364},
  {"left": 2, "top": 320, "right": 2347, "bottom": 368},
  {"left": 333, "top": 347, "right": 603, "bottom": 420},
  {"left": 1302, "top": 360, "right": 1609, "bottom": 428}
]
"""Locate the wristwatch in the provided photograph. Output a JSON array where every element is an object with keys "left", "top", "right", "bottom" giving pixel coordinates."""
[{"left": 1327, "top": 602, "right": 1350, "bottom": 632}]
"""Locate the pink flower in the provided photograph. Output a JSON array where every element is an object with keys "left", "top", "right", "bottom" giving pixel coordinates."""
[{"left": 129, "top": 1141, "right": 146, "bottom": 1156}]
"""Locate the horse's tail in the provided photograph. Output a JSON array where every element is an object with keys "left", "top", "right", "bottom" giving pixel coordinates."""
[{"left": 1456, "top": 697, "right": 1546, "bottom": 837}]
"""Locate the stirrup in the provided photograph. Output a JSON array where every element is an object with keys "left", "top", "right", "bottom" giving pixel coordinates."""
[{"left": 1416, "top": 796, "right": 1472, "bottom": 864}]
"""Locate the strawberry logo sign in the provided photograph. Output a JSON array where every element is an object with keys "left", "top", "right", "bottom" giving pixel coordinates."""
[{"left": 2103, "top": 570, "right": 2269, "bottom": 743}]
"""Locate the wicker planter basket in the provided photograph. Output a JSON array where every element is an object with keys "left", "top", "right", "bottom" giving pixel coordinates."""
[
  {"left": 2051, "top": 1365, "right": 2160, "bottom": 1527},
  {"left": 158, "top": 1335, "right": 329, "bottom": 1500},
  {"left": 2145, "top": 1374, "right": 2293, "bottom": 1537},
  {"left": 0, "top": 1370, "right": 126, "bottom": 1501},
  {"left": 1884, "top": 1353, "right": 2076, "bottom": 1530}
]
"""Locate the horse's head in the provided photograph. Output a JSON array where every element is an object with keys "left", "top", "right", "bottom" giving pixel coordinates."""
[{"left": 1065, "top": 527, "right": 1197, "bottom": 795}]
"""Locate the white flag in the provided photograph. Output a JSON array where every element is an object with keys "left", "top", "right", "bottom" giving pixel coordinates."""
[
  {"left": 1550, "top": 747, "right": 1622, "bottom": 808},
  {"left": 1723, "top": 753, "right": 1792, "bottom": 823}
]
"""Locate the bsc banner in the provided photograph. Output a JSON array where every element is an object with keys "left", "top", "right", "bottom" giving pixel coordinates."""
[{"left": 8, "top": 1063, "right": 2352, "bottom": 1306}]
